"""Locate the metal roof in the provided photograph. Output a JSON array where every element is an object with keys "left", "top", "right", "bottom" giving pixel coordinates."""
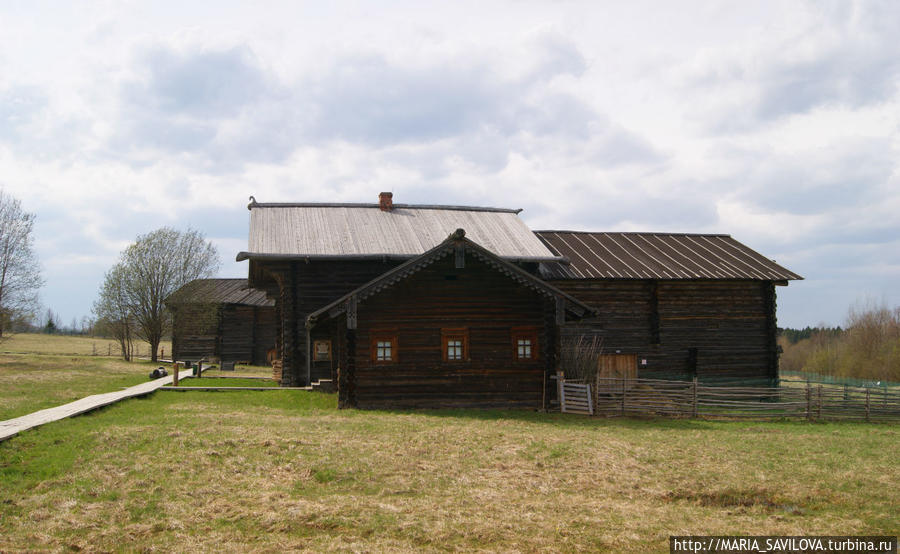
[
  {"left": 536, "top": 231, "right": 803, "bottom": 281},
  {"left": 236, "top": 202, "right": 562, "bottom": 262},
  {"left": 165, "top": 279, "right": 274, "bottom": 307}
]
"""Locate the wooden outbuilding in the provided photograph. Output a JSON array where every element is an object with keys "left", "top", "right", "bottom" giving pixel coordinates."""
[
  {"left": 536, "top": 231, "right": 803, "bottom": 384},
  {"left": 166, "top": 278, "right": 277, "bottom": 365}
]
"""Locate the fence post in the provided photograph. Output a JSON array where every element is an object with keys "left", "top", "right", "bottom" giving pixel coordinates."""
[
  {"left": 817, "top": 385, "right": 823, "bottom": 420},
  {"left": 692, "top": 377, "right": 698, "bottom": 418},
  {"left": 621, "top": 377, "right": 626, "bottom": 416},
  {"left": 865, "top": 388, "right": 870, "bottom": 422},
  {"left": 173, "top": 362, "right": 179, "bottom": 387},
  {"left": 806, "top": 381, "right": 812, "bottom": 421},
  {"left": 556, "top": 370, "right": 564, "bottom": 412}
]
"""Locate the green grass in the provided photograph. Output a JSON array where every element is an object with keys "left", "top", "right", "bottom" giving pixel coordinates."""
[
  {"left": 175, "top": 376, "right": 279, "bottom": 387},
  {"left": 0, "top": 391, "right": 896, "bottom": 552},
  {"left": 0, "top": 353, "right": 161, "bottom": 420}
]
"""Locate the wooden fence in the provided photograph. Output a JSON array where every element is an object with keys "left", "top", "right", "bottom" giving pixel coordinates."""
[{"left": 581, "top": 377, "right": 900, "bottom": 422}]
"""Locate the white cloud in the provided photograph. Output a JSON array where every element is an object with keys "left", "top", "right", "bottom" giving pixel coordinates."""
[{"left": 0, "top": 0, "right": 896, "bottom": 328}]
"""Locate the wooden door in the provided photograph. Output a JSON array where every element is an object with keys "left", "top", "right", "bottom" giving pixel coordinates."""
[{"left": 597, "top": 354, "right": 638, "bottom": 380}]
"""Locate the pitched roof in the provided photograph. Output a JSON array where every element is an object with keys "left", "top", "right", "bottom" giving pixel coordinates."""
[
  {"left": 165, "top": 279, "right": 274, "bottom": 307},
  {"left": 236, "top": 200, "right": 562, "bottom": 263},
  {"left": 306, "top": 229, "right": 594, "bottom": 327},
  {"left": 536, "top": 231, "right": 803, "bottom": 281}
]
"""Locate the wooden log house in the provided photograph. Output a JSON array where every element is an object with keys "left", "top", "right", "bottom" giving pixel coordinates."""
[
  {"left": 306, "top": 229, "right": 594, "bottom": 408},
  {"left": 166, "top": 278, "right": 277, "bottom": 365},
  {"left": 237, "top": 193, "right": 801, "bottom": 408}
]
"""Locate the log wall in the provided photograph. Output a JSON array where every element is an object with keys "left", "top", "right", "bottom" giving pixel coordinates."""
[
  {"left": 170, "top": 305, "right": 219, "bottom": 362},
  {"left": 171, "top": 304, "right": 277, "bottom": 365},
  {"left": 550, "top": 279, "right": 779, "bottom": 382},
  {"left": 347, "top": 253, "right": 549, "bottom": 409},
  {"left": 258, "top": 259, "right": 404, "bottom": 386}
]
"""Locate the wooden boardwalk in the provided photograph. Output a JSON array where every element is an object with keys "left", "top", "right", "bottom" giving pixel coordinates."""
[{"left": 0, "top": 369, "right": 196, "bottom": 443}]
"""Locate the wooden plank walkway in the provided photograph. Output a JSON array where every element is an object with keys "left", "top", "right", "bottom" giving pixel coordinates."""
[
  {"left": 161, "top": 386, "right": 310, "bottom": 391},
  {"left": 0, "top": 369, "right": 197, "bottom": 443}
]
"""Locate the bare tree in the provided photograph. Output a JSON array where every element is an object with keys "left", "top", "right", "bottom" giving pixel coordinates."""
[
  {"left": 0, "top": 191, "right": 43, "bottom": 338},
  {"left": 94, "top": 264, "right": 135, "bottom": 360},
  {"left": 96, "top": 227, "right": 220, "bottom": 362}
]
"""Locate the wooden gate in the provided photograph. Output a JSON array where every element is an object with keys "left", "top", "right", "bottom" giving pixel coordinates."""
[{"left": 560, "top": 381, "right": 593, "bottom": 415}]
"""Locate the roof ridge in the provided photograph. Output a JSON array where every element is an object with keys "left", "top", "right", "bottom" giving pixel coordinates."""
[
  {"left": 247, "top": 200, "right": 522, "bottom": 214},
  {"left": 535, "top": 230, "right": 732, "bottom": 238}
]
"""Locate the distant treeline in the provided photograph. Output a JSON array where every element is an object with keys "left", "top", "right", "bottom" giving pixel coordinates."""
[
  {"left": 778, "top": 302, "right": 900, "bottom": 382},
  {"left": 778, "top": 326, "right": 843, "bottom": 345}
]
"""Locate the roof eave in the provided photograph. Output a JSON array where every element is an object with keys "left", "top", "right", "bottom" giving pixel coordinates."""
[{"left": 237, "top": 251, "right": 569, "bottom": 265}]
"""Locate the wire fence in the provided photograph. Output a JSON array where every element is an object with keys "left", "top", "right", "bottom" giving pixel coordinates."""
[{"left": 558, "top": 377, "right": 900, "bottom": 422}]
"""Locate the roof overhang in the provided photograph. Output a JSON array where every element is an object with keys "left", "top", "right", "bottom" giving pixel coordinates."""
[{"left": 237, "top": 251, "right": 570, "bottom": 265}]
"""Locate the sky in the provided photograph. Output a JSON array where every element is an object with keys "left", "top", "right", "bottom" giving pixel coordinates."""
[{"left": 1, "top": 0, "right": 898, "bottom": 330}]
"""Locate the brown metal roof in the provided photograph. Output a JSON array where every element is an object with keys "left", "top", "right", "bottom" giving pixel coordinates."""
[
  {"left": 236, "top": 201, "right": 562, "bottom": 263},
  {"left": 535, "top": 231, "right": 802, "bottom": 281},
  {"left": 165, "top": 279, "right": 274, "bottom": 307}
]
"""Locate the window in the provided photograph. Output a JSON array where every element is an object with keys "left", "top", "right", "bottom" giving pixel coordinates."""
[
  {"left": 370, "top": 334, "right": 398, "bottom": 363},
  {"left": 441, "top": 328, "right": 469, "bottom": 362},
  {"left": 446, "top": 339, "right": 463, "bottom": 360},
  {"left": 516, "top": 337, "right": 533, "bottom": 359},
  {"left": 313, "top": 340, "right": 332, "bottom": 361},
  {"left": 512, "top": 327, "right": 538, "bottom": 361}
]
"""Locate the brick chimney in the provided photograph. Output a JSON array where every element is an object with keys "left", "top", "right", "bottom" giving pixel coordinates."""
[{"left": 379, "top": 192, "right": 393, "bottom": 212}]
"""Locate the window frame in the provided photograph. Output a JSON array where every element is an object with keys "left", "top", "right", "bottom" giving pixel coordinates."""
[
  {"left": 511, "top": 326, "right": 539, "bottom": 362},
  {"left": 370, "top": 331, "right": 399, "bottom": 364},
  {"left": 441, "top": 327, "right": 469, "bottom": 362},
  {"left": 313, "top": 339, "right": 332, "bottom": 362}
]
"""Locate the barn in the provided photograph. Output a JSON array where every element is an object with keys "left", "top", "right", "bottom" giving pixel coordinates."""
[
  {"left": 237, "top": 193, "right": 801, "bottom": 408},
  {"left": 166, "top": 278, "right": 277, "bottom": 366},
  {"left": 536, "top": 231, "right": 802, "bottom": 384}
]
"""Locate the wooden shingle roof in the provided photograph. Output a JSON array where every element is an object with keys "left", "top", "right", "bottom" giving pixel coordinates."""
[
  {"left": 236, "top": 200, "right": 562, "bottom": 263},
  {"left": 536, "top": 231, "right": 802, "bottom": 281},
  {"left": 165, "top": 279, "right": 274, "bottom": 307}
]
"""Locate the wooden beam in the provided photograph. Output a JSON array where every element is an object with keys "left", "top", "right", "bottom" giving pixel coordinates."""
[
  {"left": 555, "top": 297, "right": 566, "bottom": 325},
  {"left": 346, "top": 295, "right": 358, "bottom": 330}
]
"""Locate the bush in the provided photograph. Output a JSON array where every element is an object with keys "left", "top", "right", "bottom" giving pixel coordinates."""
[{"left": 780, "top": 301, "right": 900, "bottom": 382}]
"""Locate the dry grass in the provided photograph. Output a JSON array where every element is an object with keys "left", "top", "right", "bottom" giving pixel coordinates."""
[
  {"left": 0, "top": 391, "right": 896, "bottom": 552},
  {"left": 1, "top": 332, "right": 172, "bottom": 359},
  {"left": 0, "top": 354, "right": 163, "bottom": 420}
]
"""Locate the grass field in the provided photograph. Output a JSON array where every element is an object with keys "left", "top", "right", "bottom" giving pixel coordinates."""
[
  {"left": 1, "top": 332, "right": 172, "bottom": 359},
  {"left": 0, "top": 354, "right": 162, "bottom": 421},
  {"left": 0, "top": 391, "right": 897, "bottom": 552},
  {"left": 0, "top": 334, "right": 896, "bottom": 551}
]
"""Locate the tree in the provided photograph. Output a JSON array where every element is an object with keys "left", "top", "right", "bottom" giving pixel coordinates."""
[
  {"left": 94, "top": 264, "right": 135, "bottom": 360},
  {"left": 95, "top": 227, "right": 220, "bottom": 362},
  {"left": 0, "top": 191, "right": 43, "bottom": 338},
  {"left": 43, "top": 308, "right": 58, "bottom": 334}
]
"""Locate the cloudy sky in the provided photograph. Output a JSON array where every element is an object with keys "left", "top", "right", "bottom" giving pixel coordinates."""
[{"left": 1, "top": 0, "right": 898, "bottom": 329}]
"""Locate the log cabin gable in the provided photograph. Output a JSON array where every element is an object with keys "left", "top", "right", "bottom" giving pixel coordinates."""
[
  {"left": 301, "top": 230, "right": 594, "bottom": 408},
  {"left": 306, "top": 229, "right": 595, "bottom": 331}
]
